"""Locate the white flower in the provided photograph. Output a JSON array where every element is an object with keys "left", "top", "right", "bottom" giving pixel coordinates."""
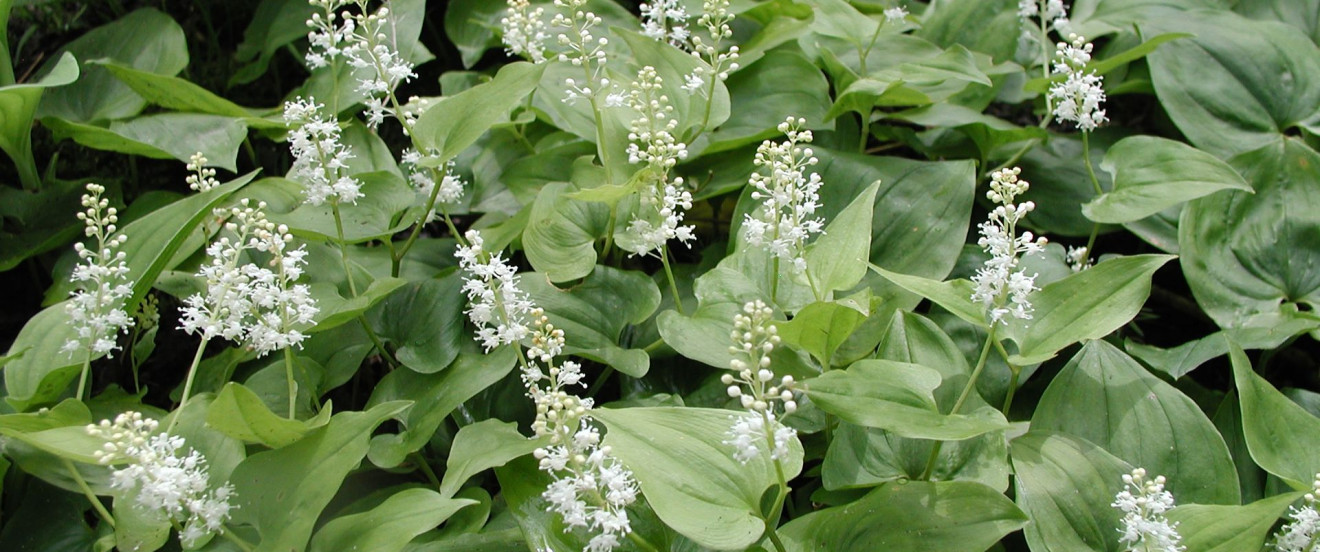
[
  {"left": 640, "top": 0, "right": 689, "bottom": 46},
  {"left": 1066, "top": 245, "right": 1092, "bottom": 272},
  {"left": 63, "top": 183, "right": 135, "bottom": 359},
  {"left": 1112, "top": 468, "right": 1185, "bottom": 552},
  {"left": 1273, "top": 474, "right": 1320, "bottom": 552},
  {"left": 1049, "top": 35, "right": 1107, "bottom": 131},
  {"left": 305, "top": 0, "right": 416, "bottom": 130},
  {"left": 884, "top": 6, "right": 908, "bottom": 23},
  {"left": 970, "top": 168, "right": 1047, "bottom": 325},
  {"left": 502, "top": 0, "right": 548, "bottom": 63},
  {"left": 402, "top": 151, "right": 465, "bottom": 220},
  {"left": 87, "top": 412, "right": 235, "bottom": 548},
  {"left": 178, "top": 200, "right": 317, "bottom": 354},
  {"left": 620, "top": 66, "right": 695, "bottom": 256},
  {"left": 552, "top": 0, "right": 609, "bottom": 104},
  {"left": 743, "top": 117, "right": 825, "bottom": 273},
  {"left": 283, "top": 97, "right": 362, "bottom": 205},
  {"left": 689, "top": 0, "right": 739, "bottom": 92},
  {"left": 455, "top": 230, "right": 534, "bottom": 350}
]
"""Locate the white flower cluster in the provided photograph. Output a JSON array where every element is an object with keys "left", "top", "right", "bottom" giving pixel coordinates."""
[
  {"left": 552, "top": 0, "right": 611, "bottom": 105},
  {"left": 1273, "top": 474, "right": 1320, "bottom": 552},
  {"left": 401, "top": 149, "right": 465, "bottom": 220},
  {"left": 178, "top": 200, "right": 318, "bottom": 356},
  {"left": 63, "top": 183, "right": 135, "bottom": 359},
  {"left": 305, "top": 0, "right": 417, "bottom": 128},
  {"left": 722, "top": 301, "right": 798, "bottom": 463},
  {"left": 186, "top": 152, "right": 220, "bottom": 193},
  {"left": 684, "top": 0, "right": 739, "bottom": 95},
  {"left": 970, "top": 168, "right": 1047, "bottom": 326},
  {"left": 1018, "top": 0, "right": 1070, "bottom": 35},
  {"left": 87, "top": 412, "right": 234, "bottom": 548},
  {"left": 502, "top": 0, "right": 548, "bottom": 63},
  {"left": 1049, "top": 34, "right": 1108, "bottom": 132},
  {"left": 621, "top": 66, "right": 695, "bottom": 256},
  {"left": 1066, "top": 245, "right": 1092, "bottom": 272},
  {"left": 884, "top": 6, "right": 909, "bottom": 23},
  {"left": 455, "top": 230, "right": 535, "bottom": 350},
  {"left": 640, "top": 0, "right": 689, "bottom": 45},
  {"left": 743, "top": 117, "right": 825, "bottom": 273},
  {"left": 284, "top": 97, "right": 363, "bottom": 206},
  {"left": 1112, "top": 468, "right": 1185, "bottom": 552}
]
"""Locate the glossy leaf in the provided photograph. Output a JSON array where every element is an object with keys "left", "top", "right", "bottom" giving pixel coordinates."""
[
  {"left": 593, "top": 407, "right": 803, "bottom": 551},
  {"left": 370, "top": 274, "right": 465, "bottom": 374},
  {"left": 1084, "top": 136, "right": 1252, "bottom": 223},
  {"left": 1011, "top": 431, "right": 1134, "bottom": 552},
  {"left": 775, "top": 300, "right": 866, "bottom": 369},
  {"left": 413, "top": 62, "right": 546, "bottom": 165},
  {"left": 1229, "top": 342, "right": 1320, "bottom": 487},
  {"left": 0, "top": 52, "right": 78, "bottom": 189},
  {"left": 42, "top": 113, "right": 249, "bottom": 172},
  {"left": 804, "top": 180, "right": 881, "bottom": 296},
  {"left": 308, "top": 488, "right": 475, "bottom": 552},
  {"left": 705, "top": 49, "right": 829, "bottom": 153},
  {"left": 778, "top": 480, "right": 1027, "bottom": 552},
  {"left": 206, "top": 382, "right": 332, "bottom": 449},
  {"left": 522, "top": 178, "right": 609, "bottom": 283},
  {"left": 439, "top": 420, "right": 541, "bottom": 500},
  {"left": 1166, "top": 492, "right": 1303, "bottom": 552},
  {"left": 521, "top": 266, "right": 660, "bottom": 377},
  {"left": 1032, "top": 341, "right": 1240, "bottom": 505}
]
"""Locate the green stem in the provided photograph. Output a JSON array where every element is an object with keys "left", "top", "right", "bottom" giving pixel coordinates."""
[
  {"left": 359, "top": 316, "right": 400, "bottom": 369},
  {"left": 857, "top": 111, "right": 870, "bottom": 153},
  {"left": 284, "top": 347, "right": 298, "bottom": 419},
  {"left": 63, "top": 458, "right": 115, "bottom": 528},
  {"left": 13, "top": 137, "right": 40, "bottom": 191},
  {"left": 168, "top": 338, "right": 211, "bottom": 433},
  {"left": 220, "top": 528, "right": 256, "bottom": 552},
  {"left": 660, "top": 245, "right": 686, "bottom": 315},
  {"left": 391, "top": 172, "right": 449, "bottom": 277},
  {"left": 626, "top": 532, "right": 661, "bottom": 552},
  {"left": 920, "top": 325, "right": 997, "bottom": 480},
  {"left": 1003, "top": 364, "right": 1022, "bottom": 415},
  {"left": 76, "top": 356, "right": 92, "bottom": 402},
  {"left": 1085, "top": 222, "right": 1100, "bottom": 261},
  {"left": 1081, "top": 131, "right": 1102, "bottom": 195},
  {"left": 761, "top": 412, "right": 791, "bottom": 552},
  {"left": 410, "top": 452, "right": 441, "bottom": 488},
  {"left": 770, "top": 256, "right": 781, "bottom": 306},
  {"left": 331, "top": 202, "right": 358, "bottom": 297},
  {"left": 586, "top": 367, "right": 615, "bottom": 399},
  {"left": 642, "top": 337, "right": 666, "bottom": 354}
]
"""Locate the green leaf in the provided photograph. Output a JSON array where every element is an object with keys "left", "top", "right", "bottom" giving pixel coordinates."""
[
  {"left": 778, "top": 480, "right": 1027, "bottom": 552},
  {"left": 413, "top": 62, "right": 546, "bottom": 165},
  {"left": 443, "top": 0, "right": 505, "bottom": 68},
  {"left": 618, "top": 28, "right": 732, "bottom": 142},
  {"left": 1126, "top": 308, "right": 1320, "bottom": 379},
  {"left": 308, "top": 276, "right": 408, "bottom": 333},
  {"left": 1084, "top": 136, "right": 1252, "bottom": 223},
  {"left": 1179, "top": 139, "right": 1320, "bottom": 328},
  {"left": 1147, "top": 10, "right": 1320, "bottom": 158},
  {"left": 36, "top": 8, "right": 188, "bottom": 122},
  {"left": 366, "top": 348, "right": 518, "bottom": 469},
  {"left": 705, "top": 49, "right": 830, "bottom": 153},
  {"left": 0, "top": 52, "right": 78, "bottom": 188},
  {"left": 825, "top": 44, "right": 992, "bottom": 118},
  {"left": 805, "top": 180, "right": 881, "bottom": 295},
  {"left": 231, "top": 0, "right": 317, "bottom": 85},
  {"left": 42, "top": 113, "right": 249, "bottom": 172},
  {"left": 276, "top": 172, "right": 418, "bottom": 244},
  {"left": 521, "top": 266, "right": 661, "bottom": 377},
  {"left": 522, "top": 177, "right": 609, "bottom": 283},
  {"left": 776, "top": 300, "right": 867, "bottom": 369},
  {"left": 1010, "top": 431, "right": 1134, "bottom": 552},
  {"left": 370, "top": 275, "right": 465, "bottom": 374},
  {"left": 592, "top": 407, "right": 802, "bottom": 551},
  {"left": 1032, "top": 341, "right": 1240, "bottom": 505},
  {"left": 805, "top": 360, "right": 1010, "bottom": 440},
  {"left": 228, "top": 401, "right": 410, "bottom": 551},
  {"left": 206, "top": 383, "right": 332, "bottom": 449},
  {"left": 1236, "top": 0, "right": 1320, "bottom": 45},
  {"left": 867, "top": 264, "right": 987, "bottom": 329},
  {"left": 1010, "top": 254, "right": 1175, "bottom": 365},
  {"left": 309, "top": 488, "right": 475, "bottom": 552},
  {"left": 113, "top": 485, "right": 170, "bottom": 551},
  {"left": 97, "top": 61, "right": 281, "bottom": 128},
  {"left": 1229, "top": 342, "right": 1320, "bottom": 488},
  {"left": 439, "top": 420, "right": 541, "bottom": 500},
  {"left": 1166, "top": 492, "right": 1304, "bottom": 552}
]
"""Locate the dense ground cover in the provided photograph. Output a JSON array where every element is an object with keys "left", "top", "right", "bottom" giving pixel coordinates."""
[{"left": 2, "top": 0, "right": 1320, "bottom": 550}]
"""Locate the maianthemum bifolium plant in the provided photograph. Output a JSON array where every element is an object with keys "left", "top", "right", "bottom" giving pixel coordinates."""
[{"left": 1, "top": 0, "right": 1320, "bottom": 550}]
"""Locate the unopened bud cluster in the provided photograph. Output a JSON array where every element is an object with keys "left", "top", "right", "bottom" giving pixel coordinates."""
[
  {"left": 186, "top": 152, "right": 220, "bottom": 192},
  {"left": 971, "top": 167, "right": 1047, "bottom": 325},
  {"left": 723, "top": 301, "right": 798, "bottom": 463},
  {"left": 63, "top": 183, "right": 135, "bottom": 358},
  {"left": 1112, "top": 468, "right": 1184, "bottom": 552},
  {"left": 553, "top": 0, "right": 610, "bottom": 105},
  {"left": 684, "top": 0, "right": 739, "bottom": 94},
  {"left": 743, "top": 117, "right": 825, "bottom": 273},
  {"left": 178, "top": 200, "right": 318, "bottom": 356},
  {"left": 1272, "top": 474, "right": 1320, "bottom": 552},
  {"left": 502, "top": 0, "right": 548, "bottom": 63},
  {"left": 87, "top": 412, "right": 234, "bottom": 548}
]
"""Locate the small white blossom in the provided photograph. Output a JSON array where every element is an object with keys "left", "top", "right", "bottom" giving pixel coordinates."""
[
  {"left": 552, "top": 0, "right": 609, "bottom": 104},
  {"left": 640, "top": 0, "right": 689, "bottom": 46},
  {"left": 87, "top": 412, "right": 235, "bottom": 548},
  {"left": 1049, "top": 34, "right": 1107, "bottom": 131},
  {"left": 402, "top": 150, "right": 466, "bottom": 220},
  {"left": 305, "top": 0, "right": 417, "bottom": 130},
  {"left": 1112, "top": 468, "right": 1185, "bottom": 552},
  {"left": 884, "top": 6, "right": 908, "bottom": 23},
  {"left": 186, "top": 152, "right": 220, "bottom": 192},
  {"left": 502, "top": 0, "right": 548, "bottom": 63},
  {"left": 1273, "top": 474, "right": 1320, "bottom": 552},
  {"left": 722, "top": 301, "right": 799, "bottom": 463},
  {"left": 283, "top": 97, "right": 362, "bottom": 205},
  {"left": 63, "top": 183, "right": 135, "bottom": 359},
  {"left": 685, "top": 0, "right": 739, "bottom": 98},
  {"left": 620, "top": 66, "right": 695, "bottom": 256},
  {"left": 1066, "top": 245, "right": 1092, "bottom": 272},
  {"left": 455, "top": 230, "right": 534, "bottom": 350},
  {"left": 971, "top": 168, "right": 1048, "bottom": 325},
  {"left": 743, "top": 117, "right": 824, "bottom": 273}
]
